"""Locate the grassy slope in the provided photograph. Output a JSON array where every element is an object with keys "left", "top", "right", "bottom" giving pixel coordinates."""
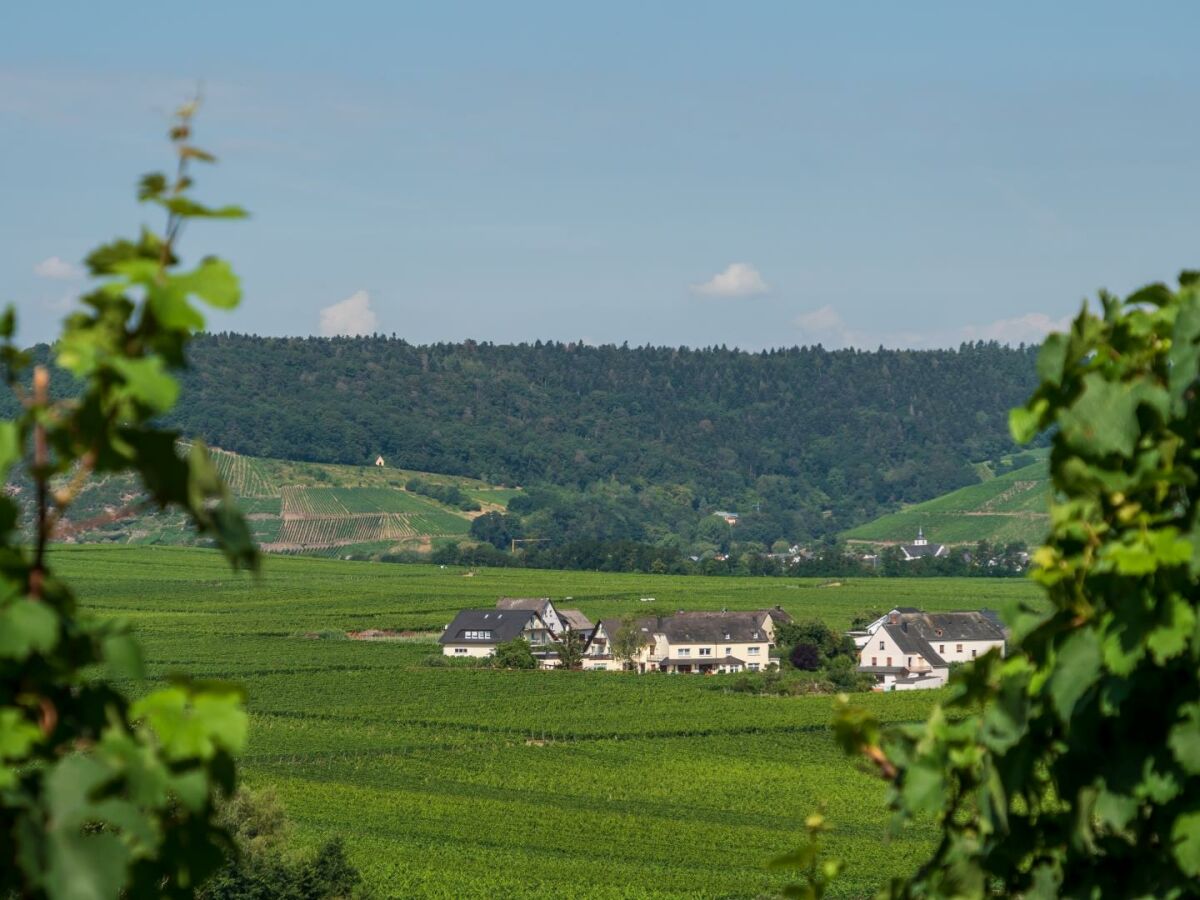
[
  {"left": 842, "top": 457, "right": 1051, "bottom": 547},
  {"left": 64, "top": 545, "right": 1041, "bottom": 898},
  {"left": 57, "top": 448, "right": 519, "bottom": 557}
]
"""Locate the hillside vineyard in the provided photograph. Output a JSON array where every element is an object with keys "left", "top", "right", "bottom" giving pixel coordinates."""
[{"left": 147, "top": 336, "right": 1041, "bottom": 540}]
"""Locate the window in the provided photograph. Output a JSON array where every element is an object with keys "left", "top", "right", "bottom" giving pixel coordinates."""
[
  {"left": 939, "top": 644, "right": 945, "bottom": 654},
  {"left": 454, "top": 648, "right": 468, "bottom": 655},
  {"left": 748, "top": 663, "right": 760, "bottom": 672},
  {"left": 725, "top": 646, "right": 733, "bottom": 655},
  {"left": 871, "top": 657, "right": 877, "bottom": 666},
  {"left": 595, "top": 664, "right": 607, "bottom": 671},
  {"left": 463, "top": 629, "right": 492, "bottom": 640},
  {"left": 956, "top": 644, "right": 963, "bottom": 653},
  {"left": 907, "top": 656, "right": 913, "bottom": 668},
  {"left": 677, "top": 648, "right": 691, "bottom": 657},
  {"left": 886, "top": 657, "right": 892, "bottom": 666},
  {"left": 747, "top": 646, "right": 760, "bottom": 655},
  {"left": 699, "top": 647, "right": 712, "bottom": 656},
  {"left": 879, "top": 640, "right": 885, "bottom": 650},
  {"left": 972, "top": 648, "right": 977, "bottom": 659}
]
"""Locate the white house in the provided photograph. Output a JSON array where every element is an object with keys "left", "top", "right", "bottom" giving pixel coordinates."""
[
  {"left": 854, "top": 609, "right": 1007, "bottom": 691},
  {"left": 496, "top": 597, "right": 566, "bottom": 635},
  {"left": 495, "top": 597, "right": 592, "bottom": 639},
  {"left": 438, "top": 608, "right": 555, "bottom": 660},
  {"left": 584, "top": 610, "right": 787, "bottom": 674}
]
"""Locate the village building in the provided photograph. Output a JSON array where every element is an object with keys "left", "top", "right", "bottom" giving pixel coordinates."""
[
  {"left": 851, "top": 608, "right": 1007, "bottom": 691},
  {"left": 495, "top": 597, "right": 592, "bottom": 638},
  {"left": 583, "top": 609, "right": 789, "bottom": 673},
  {"left": 438, "top": 608, "right": 555, "bottom": 660},
  {"left": 898, "top": 527, "right": 949, "bottom": 561},
  {"left": 496, "top": 597, "right": 564, "bottom": 634},
  {"left": 557, "top": 608, "right": 595, "bottom": 640}
]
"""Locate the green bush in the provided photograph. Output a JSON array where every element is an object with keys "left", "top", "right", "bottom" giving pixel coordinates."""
[
  {"left": 199, "top": 788, "right": 366, "bottom": 899},
  {"left": 492, "top": 639, "right": 538, "bottom": 670}
]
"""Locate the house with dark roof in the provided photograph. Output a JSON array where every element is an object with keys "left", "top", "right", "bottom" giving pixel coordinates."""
[
  {"left": 899, "top": 527, "right": 949, "bottom": 561},
  {"left": 439, "top": 608, "right": 555, "bottom": 661},
  {"left": 496, "top": 597, "right": 564, "bottom": 635},
  {"left": 855, "top": 608, "right": 1006, "bottom": 691},
  {"left": 583, "top": 609, "right": 786, "bottom": 674},
  {"left": 494, "top": 597, "right": 593, "bottom": 639}
]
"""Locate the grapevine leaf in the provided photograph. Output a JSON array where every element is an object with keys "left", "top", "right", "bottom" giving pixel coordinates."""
[
  {"left": 1047, "top": 629, "right": 1101, "bottom": 721},
  {"left": 1168, "top": 704, "right": 1200, "bottom": 774},
  {"left": 1058, "top": 374, "right": 1143, "bottom": 458},
  {"left": 176, "top": 258, "right": 240, "bottom": 309},
  {"left": 0, "top": 598, "right": 59, "bottom": 660},
  {"left": 1171, "top": 811, "right": 1200, "bottom": 876},
  {"left": 110, "top": 356, "right": 180, "bottom": 413},
  {"left": 44, "top": 756, "right": 131, "bottom": 900}
]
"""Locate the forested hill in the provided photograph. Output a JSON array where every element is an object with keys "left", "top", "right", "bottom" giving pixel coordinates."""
[{"left": 151, "top": 335, "right": 1039, "bottom": 545}]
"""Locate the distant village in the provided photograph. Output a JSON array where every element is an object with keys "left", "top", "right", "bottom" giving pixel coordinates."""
[
  {"left": 439, "top": 590, "right": 1008, "bottom": 691},
  {"left": 686, "top": 523, "right": 1030, "bottom": 573}
]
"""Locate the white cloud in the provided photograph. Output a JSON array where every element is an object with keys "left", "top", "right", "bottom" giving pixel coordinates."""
[
  {"left": 319, "top": 290, "right": 378, "bottom": 337},
  {"left": 960, "top": 312, "right": 1071, "bottom": 345},
  {"left": 691, "top": 263, "right": 769, "bottom": 298},
  {"left": 33, "top": 256, "right": 83, "bottom": 281},
  {"left": 792, "top": 306, "right": 1069, "bottom": 349},
  {"left": 793, "top": 305, "right": 844, "bottom": 333}
]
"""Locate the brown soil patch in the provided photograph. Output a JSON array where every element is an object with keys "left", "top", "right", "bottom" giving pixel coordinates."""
[{"left": 346, "top": 629, "right": 434, "bottom": 641}]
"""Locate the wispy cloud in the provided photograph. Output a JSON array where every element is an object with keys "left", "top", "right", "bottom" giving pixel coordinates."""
[
  {"left": 691, "top": 263, "right": 769, "bottom": 298},
  {"left": 319, "top": 290, "right": 378, "bottom": 337},
  {"left": 793, "top": 305, "right": 1068, "bottom": 349},
  {"left": 33, "top": 255, "right": 83, "bottom": 280}
]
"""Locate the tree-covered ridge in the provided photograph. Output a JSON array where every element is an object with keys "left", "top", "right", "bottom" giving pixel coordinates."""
[{"left": 160, "top": 335, "right": 1041, "bottom": 542}]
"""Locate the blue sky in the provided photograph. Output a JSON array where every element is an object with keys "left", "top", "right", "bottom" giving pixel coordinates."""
[{"left": 3, "top": 2, "right": 1197, "bottom": 348}]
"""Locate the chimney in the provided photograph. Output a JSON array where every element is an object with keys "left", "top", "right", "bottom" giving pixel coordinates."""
[{"left": 889, "top": 612, "right": 900, "bottom": 625}]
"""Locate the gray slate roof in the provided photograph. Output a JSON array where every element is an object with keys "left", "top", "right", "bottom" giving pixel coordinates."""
[
  {"left": 882, "top": 623, "right": 948, "bottom": 667},
  {"left": 496, "top": 597, "right": 552, "bottom": 612},
  {"left": 901, "top": 542, "right": 948, "bottom": 558},
  {"left": 877, "top": 611, "right": 1006, "bottom": 670},
  {"left": 439, "top": 608, "right": 546, "bottom": 645},
  {"left": 558, "top": 609, "right": 593, "bottom": 632},
  {"left": 901, "top": 611, "right": 1007, "bottom": 642},
  {"left": 659, "top": 612, "right": 767, "bottom": 643}
]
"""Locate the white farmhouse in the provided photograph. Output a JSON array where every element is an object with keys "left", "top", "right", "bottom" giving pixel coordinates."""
[
  {"left": 495, "top": 597, "right": 592, "bottom": 638},
  {"left": 854, "top": 608, "right": 1007, "bottom": 691},
  {"left": 583, "top": 609, "right": 788, "bottom": 674},
  {"left": 438, "top": 609, "right": 554, "bottom": 660}
]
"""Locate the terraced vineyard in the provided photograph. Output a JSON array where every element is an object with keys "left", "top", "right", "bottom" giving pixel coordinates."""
[
  {"left": 64, "top": 546, "right": 1042, "bottom": 898},
  {"left": 843, "top": 455, "right": 1052, "bottom": 547},
  {"left": 48, "top": 448, "right": 514, "bottom": 559}
]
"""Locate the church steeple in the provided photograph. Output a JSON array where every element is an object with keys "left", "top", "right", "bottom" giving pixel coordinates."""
[{"left": 914, "top": 526, "right": 927, "bottom": 547}]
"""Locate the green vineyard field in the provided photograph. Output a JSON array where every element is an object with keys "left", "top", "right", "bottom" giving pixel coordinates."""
[
  {"left": 842, "top": 458, "right": 1052, "bottom": 547},
  {"left": 52, "top": 448, "right": 490, "bottom": 557},
  {"left": 64, "top": 546, "right": 1041, "bottom": 898}
]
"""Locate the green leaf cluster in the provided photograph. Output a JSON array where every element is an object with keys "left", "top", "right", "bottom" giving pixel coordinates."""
[
  {"left": 0, "top": 102, "right": 258, "bottom": 898},
  {"left": 816, "top": 274, "right": 1200, "bottom": 898}
]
